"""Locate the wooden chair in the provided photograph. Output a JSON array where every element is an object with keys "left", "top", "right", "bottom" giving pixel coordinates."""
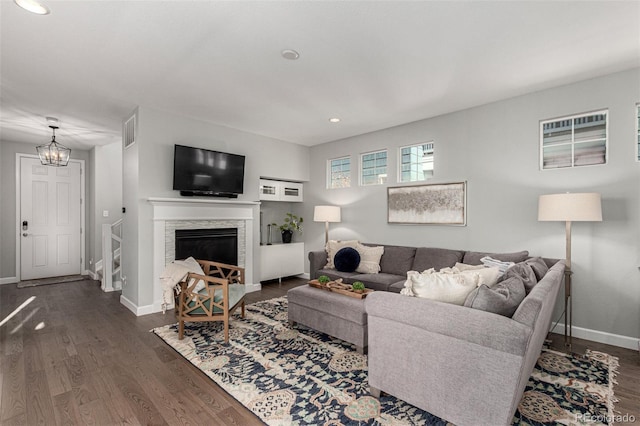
[{"left": 174, "top": 260, "right": 246, "bottom": 343}]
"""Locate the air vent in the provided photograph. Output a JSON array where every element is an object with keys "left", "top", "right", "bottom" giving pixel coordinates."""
[{"left": 123, "top": 114, "right": 136, "bottom": 149}]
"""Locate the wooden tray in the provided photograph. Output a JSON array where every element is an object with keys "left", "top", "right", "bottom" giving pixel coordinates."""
[{"left": 308, "top": 279, "right": 374, "bottom": 299}]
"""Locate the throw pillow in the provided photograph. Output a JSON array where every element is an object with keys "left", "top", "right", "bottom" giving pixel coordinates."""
[
  {"left": 401, "top": 269, "right": 478, "bottom": 305},
  {"left": 480, "top": 256, "right": 515, "bottom": 274},
  {"left": 325, "top": 240, "right": 359, "bottom": 269},
  {"left": 172, "top": 257, "right": 206, "bottom": 292},
  {"left": 355, "top": 243, "right": 384, "bottom": 274},
  {"left": 451, "top": 263, "right": 501, "bottom": 287},
  {"left": 524, "top": 257, "right": 549, "bottom": 281},
  {"left": 503, "top": 262, "right": 537, "bottom": 294},
  {"left": 464, "top": 275, "right": 526, "bottom": 317},
  {"left": 334, "top": 247, "right": 361, "bottom": 272}
]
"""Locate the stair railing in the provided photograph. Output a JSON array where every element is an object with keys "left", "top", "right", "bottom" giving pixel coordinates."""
[{"left": 101, "top": 218, "right": 123, "bottom": 292}]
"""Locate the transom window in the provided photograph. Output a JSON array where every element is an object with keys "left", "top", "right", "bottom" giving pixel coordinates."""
[
  {"left": 399, "top": 142, "right": 434, "bottom": 182},
  {"left": 360, "top": 150, "right": 387, "bottom": 186},
  {"left": 328, "top": 156, "right": 351, "bottom": 189},
  {"left": 540, "top": 110, "right": 608, "bottom": 170}
]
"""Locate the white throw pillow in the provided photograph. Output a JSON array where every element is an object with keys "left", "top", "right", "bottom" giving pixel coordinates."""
[
  {"left": 401, "top": 269, "right": 478, "bottom": 305},
  {"left": 325, "top": 240, "right": 359, "bottom": 269},
  {"left": 173, "top": 256, "right": 206, "bottom": 292},
  {"left": 449, "top": 263, "right": 501, "bottom": 287},
  {"left": 355, "top": 243, "right": 384, "bottom": 274},
  {"left": 480, "top": 256, "right": 515, "bottom": 275}
]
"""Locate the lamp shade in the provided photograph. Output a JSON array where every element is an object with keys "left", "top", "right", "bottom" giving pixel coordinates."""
[
  {"left": 538, "top": 193, "right": 602, "bottom": 222},
  {"left": 314, "top": 205, "right": 341, "bottom": 223}
]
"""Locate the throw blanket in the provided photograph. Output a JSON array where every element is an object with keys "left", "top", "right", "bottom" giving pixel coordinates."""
[{"left": 160, "top": 257, "right": 203, "bottom": 313}]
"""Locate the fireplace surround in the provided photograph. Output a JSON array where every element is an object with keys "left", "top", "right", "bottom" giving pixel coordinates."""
[{"left": 149, "top": 197, "right": 260, "bottom": 313}]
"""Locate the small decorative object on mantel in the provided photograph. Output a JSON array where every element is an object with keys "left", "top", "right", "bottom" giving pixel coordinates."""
[{"left": 272, "top": 212, "right": 303, "bottom": 244}]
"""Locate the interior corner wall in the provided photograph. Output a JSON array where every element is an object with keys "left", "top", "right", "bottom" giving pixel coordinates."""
[
  {"left": 122, "top": 106, "right": 310, "bottom": 311},
  {"left": 304, "top": 68, "right": 640, "bottom": 342},
  {"left": 89, "top": 142, "right": 123, "bottom": 272},
  {"left": 0, "top": 140, "right": 91, "bottom": 281}
]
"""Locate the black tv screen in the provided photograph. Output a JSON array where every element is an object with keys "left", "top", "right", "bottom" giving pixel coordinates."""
[{"left": 173, "top": 144, "right": 245, "bottom": 197}]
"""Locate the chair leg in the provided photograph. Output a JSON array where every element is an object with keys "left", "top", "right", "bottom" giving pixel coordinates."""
[
  {"left": 224, "top": 317, "right": 229, "bottom": 343},
  {"left": 241, "top": 300, "right": 245, "bottom": 317},
  {"left": 178, "top": 320, "right": 184, "bottom": 340}
]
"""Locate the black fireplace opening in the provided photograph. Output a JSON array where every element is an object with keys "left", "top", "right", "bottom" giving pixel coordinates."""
[{"left": 175, "top": 228, "right": 238, "bottom": 266}]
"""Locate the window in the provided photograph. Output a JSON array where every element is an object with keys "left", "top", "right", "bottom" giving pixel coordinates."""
[
  {"left": 328, "top": 156, "right": 351, "bottom": 189},
  {"left": 540, "top": 110, "right": 608, "bottom": 170},
  {"left": 636, "top": 103, "right": 639, "bottom": 162},
  {"left": 360, "top": 150, "right": 387, "bottom": 186},
  {"left": 399, "top": 142, "right": 434, "bottom": 182}
]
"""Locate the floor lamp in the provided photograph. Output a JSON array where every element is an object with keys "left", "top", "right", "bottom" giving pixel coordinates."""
[
  {"left": 314, "top": 205, "right": 341, "bottom": 245},
  {"left": 538, "top": 192, "right": 602, "bottom": 350}
]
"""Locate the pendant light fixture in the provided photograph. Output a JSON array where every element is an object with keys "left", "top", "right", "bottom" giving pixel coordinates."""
[{"left": 36, "top": 121, "right": 71, "bottom": 166}]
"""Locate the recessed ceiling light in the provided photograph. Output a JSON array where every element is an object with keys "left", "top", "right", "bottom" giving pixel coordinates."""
[
  {"left": 329, "top": 118, "right": 341, "bottom": 123},
  {"left": 14, "top": 0, "right": 50, "bottom": 15},
  {"left": 281, "top": 49, "right": 300, "bottom": 60}
]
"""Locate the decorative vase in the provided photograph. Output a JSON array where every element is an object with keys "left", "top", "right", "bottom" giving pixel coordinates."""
[{"left": 282, "top": 230, "right": 293, "bottom": 244}]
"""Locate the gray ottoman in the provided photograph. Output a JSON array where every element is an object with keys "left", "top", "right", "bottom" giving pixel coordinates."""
[{"left": 287, "top": 285, "right": 368, "bottom": 353}]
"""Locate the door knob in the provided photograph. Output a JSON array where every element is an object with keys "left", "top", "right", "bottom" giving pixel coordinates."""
[{"left": 22, "top": 232, "right": 28, "bottom": 237}]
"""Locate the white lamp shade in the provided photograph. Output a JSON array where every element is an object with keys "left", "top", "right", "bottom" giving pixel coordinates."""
[
  {"left": 314, "top": 205, "right": 341, "bottom": 223},
  {"left": 538, "top": 193, "right": 602, "bottom": 222}
]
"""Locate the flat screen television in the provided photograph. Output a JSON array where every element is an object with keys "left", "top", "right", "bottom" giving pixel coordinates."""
[{"left": 173, "top": 144, "right": 245, "bottom": 198}]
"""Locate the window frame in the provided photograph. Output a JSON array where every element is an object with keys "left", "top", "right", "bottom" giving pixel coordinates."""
[
  {"left": 327, "top": 156, "right": 351, "bottom": 189},
  {"left": 539, "top": 109, "right": 609, "bottom": 171},
  {"left": 397, "top": 141, "right": 435, "bottom": 183},
  {"left": 359, "top": 149, "right": 388, "bottom": 186}
]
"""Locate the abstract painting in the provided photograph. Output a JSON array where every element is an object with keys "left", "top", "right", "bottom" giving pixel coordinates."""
[{"left": 388, "top": 181, "right": 466, "bottom": 225}]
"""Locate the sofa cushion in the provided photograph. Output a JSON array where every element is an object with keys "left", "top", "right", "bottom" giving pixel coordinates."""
[
  {"left": 388, "top": 280, "right": 407, "bottom": 293},
  {"left": 464, "top": 275, "right": 526, "bottom": 317},
  {"left": 502, "top": 262, "right": 538, "bottom": 294},
  {"left": 524, "top": 256, "right": 549, "bottom": 281},
  {"left": 325, "top": 240, "right": 359, "bottom": 269},
  {"left": 451, "top": 263, "right": 501, "bottom": 287},
  {"left": 401, "top": 270, "right": 478, "bottom": 305},
  {"left": 334, "top": 247, "right": 361, "bottom": 272},
  {"left": 316, "top": 269, "right": 359, "bottom": 283},
  {"left": 355, "top": 243, "right": 384, "bottom": 274},
  {"left": 379, "top": 246, "right": 417, "bottom": 276},
  {"left": 462, "top": 250, "right": 529, "bottom": 265},
  {"left": 412, "top": 247, "right": 465, "bottom": 272},
  {"left": 351, "top": 273, "right": 406, "bottom": 291}
]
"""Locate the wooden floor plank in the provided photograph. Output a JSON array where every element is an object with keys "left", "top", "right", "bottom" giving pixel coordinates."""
[
  {"left": 25, "top": 369, "right": 56, "bottom": 426},
  {"left": 0, "top": 353, "right": 26, "bottom": 422}
]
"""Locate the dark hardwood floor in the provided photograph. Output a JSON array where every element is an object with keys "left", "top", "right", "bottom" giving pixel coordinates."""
[{"left": 1, "top": 278, "right": 638, "bottom": 425}]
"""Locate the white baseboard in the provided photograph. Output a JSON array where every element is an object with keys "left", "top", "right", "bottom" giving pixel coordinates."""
[
  {"left": 120, "top": 294, "right": 155, "bottom": 316},
  {"left": 0, "top": 277, "right": 19, "bottom": 285},
  {"left": 86, "top": 270, "right": 99, "bottom": 281},
  {"left": 551, "top": 323, "right": 639, "bottom": 350}
]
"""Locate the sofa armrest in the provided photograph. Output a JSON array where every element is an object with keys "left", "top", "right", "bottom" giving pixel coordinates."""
[
  {"left": 365, "top": 292, "right": 532, "bottom": 356},
  {"left": 308, "top": 250, "right": 328, "bottom": 280}
]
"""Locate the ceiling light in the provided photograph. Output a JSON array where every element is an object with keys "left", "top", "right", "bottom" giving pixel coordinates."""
[
  {"left": 36, "top": 124, "right": 71, "bottom": 166},
  {"left": 14, "top": 0, "right": 50, "bottom": 15},
  {"left": 281, "top": 49, "right": 300, "bottom": 60},
  {"left": 329, "top": 118, "right": 341, "bottom": 123}
]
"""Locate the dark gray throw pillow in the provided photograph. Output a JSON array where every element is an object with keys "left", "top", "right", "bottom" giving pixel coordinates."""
[
  {"left": 503, "top": 262, "right": 537, "bottom": 294},
  {"left": 524, "top": 257, "right": 549, "bottom": 281},
  {"left": 464, "top": 275, "right": 526, "bottom": 317}
]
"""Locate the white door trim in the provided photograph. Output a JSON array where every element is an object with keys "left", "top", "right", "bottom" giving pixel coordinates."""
[{"left": 15, "top": 153, "right": 86, "bottom": 281}]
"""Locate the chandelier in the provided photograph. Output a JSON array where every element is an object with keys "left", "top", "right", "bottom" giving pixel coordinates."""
[{"left": 36, "top": 125, "right": 71, "bottom": 166}]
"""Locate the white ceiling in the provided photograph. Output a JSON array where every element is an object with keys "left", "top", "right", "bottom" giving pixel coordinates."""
[{"left": 1, "top": 1, "right": 639, "bottom": 150}]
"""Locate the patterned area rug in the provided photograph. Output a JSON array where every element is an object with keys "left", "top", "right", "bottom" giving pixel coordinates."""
[{"left": 153, "top": 297, "right": 619, "bottom": 425}]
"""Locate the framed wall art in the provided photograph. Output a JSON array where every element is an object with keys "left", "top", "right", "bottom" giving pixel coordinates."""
[{"left": 387, "top": 181, "right": 466, "bottom": 225}]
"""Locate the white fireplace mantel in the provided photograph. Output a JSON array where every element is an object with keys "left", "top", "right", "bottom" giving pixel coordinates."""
[{"left": 148, "top": 197, "right": 260, "bottom": 313}]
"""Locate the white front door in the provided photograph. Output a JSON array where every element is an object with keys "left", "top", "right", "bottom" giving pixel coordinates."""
[{"left": 20, "top": 157, "right": 82, "bottom": 280}]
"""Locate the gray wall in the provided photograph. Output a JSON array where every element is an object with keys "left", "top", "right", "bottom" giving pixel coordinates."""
[
  {"left": 88, "top": 142, "right": 123, "bottom": 273},
  {"left": 0, "top": 140, "right": 91, "bottom": 280},
  {"left": 304, "top": 68, "right": 640, "bottom": 341},
  {"left": 122, "top": 106, "right": 310, "bottom": 307}
]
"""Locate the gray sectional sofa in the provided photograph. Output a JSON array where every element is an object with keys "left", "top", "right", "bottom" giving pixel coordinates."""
[{"left": 307, "top": 244, "right": 565, "bottom": 426}]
